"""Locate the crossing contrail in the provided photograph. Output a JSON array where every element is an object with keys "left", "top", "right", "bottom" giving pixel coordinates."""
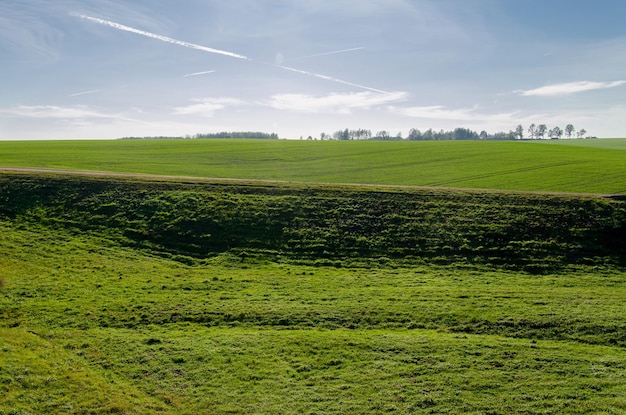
[{"left": 73, "top": 13, "right": 390, "bottom": 94}]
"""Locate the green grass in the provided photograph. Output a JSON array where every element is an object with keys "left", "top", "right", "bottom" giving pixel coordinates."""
[
  {"left": 2, "top": 173, "right": 625, "bottom": 272},
  {"left": 2, "top": 222, "right": 626, "bottom": 414},
  {"left": 1, "top": 172, "right": 626, "bottom": 413},
  {"left": 542, "top": 138, "right": 626, "bottom": 150},
  {"left": 0, "top": 138, "right": 625, "bottom": 193}
]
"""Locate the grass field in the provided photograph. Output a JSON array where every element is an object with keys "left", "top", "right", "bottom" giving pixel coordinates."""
[
  {"left": 0, "top": 138, "right": 625, "bottom": 194},
  {"left": 2, "top": 222, "right": 626, "bottom": 414},
  {"left": 1, "top": 138, "right": 625, "bottom": 413},
  {"left": 0, "top": 172, "right": 625, "bottom": 413}
]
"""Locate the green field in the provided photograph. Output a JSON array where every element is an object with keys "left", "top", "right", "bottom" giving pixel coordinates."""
[
  {"left": 1, "top": 172, "right": 626, "bottom": 414},
  {"left": 0, "top": 138, "right": 625, "bottom": 194},
  {"left": 1, "top": 138, "right": 626, "bottom": 413}
]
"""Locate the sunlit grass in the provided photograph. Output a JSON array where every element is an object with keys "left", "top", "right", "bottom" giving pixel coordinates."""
[
  {"left": 0, "top": 138, "right": 625, "bottom": 193},
  {"left": 1, "top": 222, "right": 626, "bottom": 413}
]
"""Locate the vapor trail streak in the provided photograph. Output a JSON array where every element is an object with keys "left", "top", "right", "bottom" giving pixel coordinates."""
[
  {"left": 73, "top": 13, "right": 249, "bottom": 60},
  {"left": 73, "top": 13, "right": 389, "bottom": 94},
  {"left": 278, "top": 65, "right": 391, "bottom": 94},
  {"left": 184, "top": 70, "right": 216, "bottom": 77},
  {"left": 70, "top": 89, "right": 104, "bottom": 97},
  {"left": 291, "top": 47, "right": 365, "bottom": 60}
]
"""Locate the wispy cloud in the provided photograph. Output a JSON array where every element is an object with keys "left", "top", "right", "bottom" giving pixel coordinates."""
[
  {"left": 267, "top": 91, "right": 407, "bottom": 114},
  {"left": 516, "top": 80, "right": 626, "bottom": 97},
  {"left": 2, "top": 105, "right": 129, "bottom": 120},
  {"left": 393, "top": 105, "right": 516, "bottom": 122},
  {"left": 173, "top": 98, "right": 243, "bottom": 117},
  {"left": 0, "top": 3, "right": 63, "bottom": 60}
]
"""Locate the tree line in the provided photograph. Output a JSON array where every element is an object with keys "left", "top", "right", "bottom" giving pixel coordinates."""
[
  {"left": 314, "top": 124, "right": 591, "bottom": 141},
  {"left": 121, "top": 132, "right": 279, "bottom": 140}
]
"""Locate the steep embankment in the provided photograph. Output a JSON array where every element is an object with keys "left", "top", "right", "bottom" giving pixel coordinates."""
[{"left": 1, "top": 172, "right": 624, "bottom": 272}]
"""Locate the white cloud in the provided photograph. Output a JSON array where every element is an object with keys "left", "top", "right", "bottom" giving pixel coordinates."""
[
  {"left": 266, "top": 91, "right": 407, "bottom": 114},
  {"left": 173, "top": 97, "right": 243, "bottom": 117},
  {"left": 393, "top": 105, "right": 516, "bottom": 123},
  {"left": 1, "top": 105, "right": 129, "bottom": 120},
  {"left": 516, "top": 80, "right": 626, "bottom": 97}
]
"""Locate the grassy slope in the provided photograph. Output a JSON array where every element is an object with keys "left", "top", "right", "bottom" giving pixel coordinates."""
[
  {"left": 1, "top": 162, "right": 626, "bottom": 413},
  {"left": 2, "top": 173, "right": 625, "bottom": 272},
  {"left": 0, "top": 138, "right": 625, "bottom": 193}
]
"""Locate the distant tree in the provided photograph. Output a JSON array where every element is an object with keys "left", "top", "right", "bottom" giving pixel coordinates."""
[
  {"left": 422, "top": 129, "right": 434, "bottom": 140},
  {"left": 193, "top": 131, "right": 278, "bottom": 139},
  {"left": 528, "top": 123, "right": 536, "bottom": 139},
  {"left": 452, "top": 128, "right": 478, "bottom": 140},
  {"left": 555, "top": 126, "right": 563, "bottom": 139},
  {"left": 536, "top": 124, "right": 548, "bottom": 139},
  {"left": 355, "top": 129, "right": 372, "bottom": 140},
  {"left": 515, "top": 124, "right": 524, "bottom": 140},
  {"left": 490, "top": 131, "right": 512, "bottom": 140},
  {"left": 577, "top": 128, "right": 587, "bottom": 138},
  {"left": 479, "top": 130, "right": 488, "bottom": 140},
  {"left": 565, "top": 124, "right": 575, "bottom": 138},
  {"left": 375, "top": 130, "right": 390, "bottom": 140},
  {"left": 407, "top": 128, "right": 422, "bottom": 140},
  {"left": 332, "top": 129, "right": 350, "bottom": 140},
  {"left": 434, "top": 129, "right": 448, "bottom": 140},
  {"left": 548, "top": 126, "right": 563, "bottom": 139}
]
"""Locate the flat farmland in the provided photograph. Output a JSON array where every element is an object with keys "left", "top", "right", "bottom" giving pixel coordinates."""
[{"left": 0, "top": 138, "right": 624, "bottom": 194}]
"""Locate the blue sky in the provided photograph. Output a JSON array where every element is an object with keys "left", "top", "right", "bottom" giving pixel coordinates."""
[{"left": 1, "top": 0, "right": 625, "bottom": 139}]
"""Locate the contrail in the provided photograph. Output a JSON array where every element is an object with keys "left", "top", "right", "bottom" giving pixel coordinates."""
[
  {"left": 73, "top": 13, "right": 389, "bottom": 94},
  {"left": 73, "top": 13, "right": 249, "bottom": 60},
  {"left": 291, "top": 47, "right": 366, "bottom": 61},
  {"left": 184, "top": 70, "right": 216, "bottom": 77},
  {"left": 278, "top": 65, "right": 391, "bottom": 95},
  {"left": 70, "top": 89, "right": 104, "bottom": 97}
]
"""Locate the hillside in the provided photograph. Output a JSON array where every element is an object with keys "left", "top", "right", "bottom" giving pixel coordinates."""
[
  {"left": 2, "top": 171, "right": 626, "bottom": 413},
  {"left": 2, "top": 172, "right": 625, "bottom": 272}
]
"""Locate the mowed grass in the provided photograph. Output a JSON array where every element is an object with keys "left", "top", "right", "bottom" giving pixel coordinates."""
[
  {"left": 0, "top": 138, "right": 625, "bottom": 193},
  {"left": 2, "top": 223, "right": 626, "bottom": 414}
]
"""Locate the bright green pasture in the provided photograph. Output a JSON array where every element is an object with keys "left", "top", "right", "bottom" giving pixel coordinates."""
[
  {"left": 542, "top": 138, "right": 626, "bottom": 150},
  {"left": 2, "top": 223, "right": 626, "bottom": 414},
  {"left": 0, "top": 139, "right": 625, "bottom": 193}
]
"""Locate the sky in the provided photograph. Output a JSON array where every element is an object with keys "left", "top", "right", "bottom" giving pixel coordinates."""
[{"left": 1, "top": 0, "right": 626, "bottom": 140}]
